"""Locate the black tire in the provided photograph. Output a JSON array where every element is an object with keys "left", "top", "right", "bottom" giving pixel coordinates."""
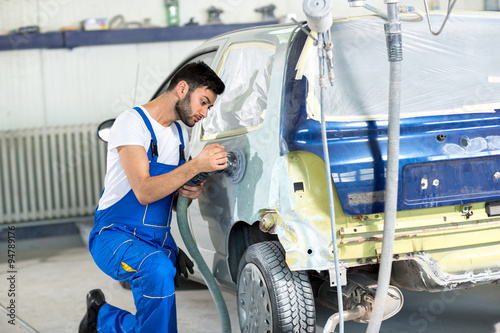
[{"left": 237, "top": 241, "right": 316, "bottom": 333}]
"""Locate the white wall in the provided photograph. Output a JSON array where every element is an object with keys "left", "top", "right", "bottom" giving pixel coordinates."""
[
  {"left": 0, "top": 0, "right": 324, "bottom": 34},
  {"left": 0, "top": 0, "right": 493, "bottom": 35},
  {"left": 0, "top": 40, "right": 203, "bottom": 129},
  {"left": 0, "top": 0, "right": 496, "bottom": 130}
]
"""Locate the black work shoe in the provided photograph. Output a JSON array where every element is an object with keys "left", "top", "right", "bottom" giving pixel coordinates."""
[{"left": 78, "top": 289, "right": 106, "bottom": 333}]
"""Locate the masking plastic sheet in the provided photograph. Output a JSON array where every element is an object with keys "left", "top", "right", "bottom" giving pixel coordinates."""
[
  {"left": 301, "top": 12, "right": 500, "bottom": 121},
  {"left": 202, "top": 43, "right": 275, "bottom": 136}
]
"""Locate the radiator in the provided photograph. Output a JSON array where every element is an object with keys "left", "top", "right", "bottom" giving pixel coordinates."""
[{"left": 0, "top": 124, "right": 107, "bottom": 224}]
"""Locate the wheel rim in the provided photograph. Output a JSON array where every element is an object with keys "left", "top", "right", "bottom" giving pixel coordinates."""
[{"left": 238, "top": 262, "right": 273, "bottom": 333}]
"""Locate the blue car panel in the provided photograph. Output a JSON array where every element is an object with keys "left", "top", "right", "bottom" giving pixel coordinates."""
[{"left": 282, "top": 29, "right": 500, "bottom": 216}]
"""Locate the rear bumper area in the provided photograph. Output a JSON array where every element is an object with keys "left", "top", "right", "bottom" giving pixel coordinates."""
[{"left": 391, "top": 247, "right": 500, "bottom": 292}]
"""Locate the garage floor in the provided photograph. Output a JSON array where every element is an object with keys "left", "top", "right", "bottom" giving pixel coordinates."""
[{"left": 1, "top": 242, "right": 500, "bottom": 333}]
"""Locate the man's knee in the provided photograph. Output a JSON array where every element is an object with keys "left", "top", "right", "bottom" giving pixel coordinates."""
[{"left": 135, "top": 252, "right": 176, "bottom": 297}]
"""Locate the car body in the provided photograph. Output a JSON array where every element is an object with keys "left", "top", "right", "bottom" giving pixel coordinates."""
[{"left": 151, "top": 11, "right": 500, "bottom": 332}]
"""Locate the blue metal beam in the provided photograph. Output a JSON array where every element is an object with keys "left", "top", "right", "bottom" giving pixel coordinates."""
[{"left": 0, "top": 22, "right": 278, "bottom": 51}]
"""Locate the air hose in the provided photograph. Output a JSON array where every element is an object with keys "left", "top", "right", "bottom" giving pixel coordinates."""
[
  {"left": 301, "top": 1, "right": 344, "bottom": 331},
  {"left": 176, "top": 195, "right": 231, "bottom": 333},
  {"left": 175, "top": 148, "right": 245, "bottom": 333},
  {"left": 366, "top": 2, "right": 402, "bottom": 332}
]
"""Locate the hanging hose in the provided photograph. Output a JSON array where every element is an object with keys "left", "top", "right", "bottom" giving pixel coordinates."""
[
  {"left": 176, "top": 195, "right": 232, "bottom": 333},
  {"left": 320, "top": 85, "right": 345, "bottom": 333},
  {"left": 315, "top": 30, "right": 345, "bottom": 333},
  {"left": 365, "top": 61, "right": 401, "bottom": 333},
  {"left": 174, "top": 149, "right": 244, "bottom": 332},
  {"left": 422, "top": 0, "right": 457, "bottom": 35},
  {"left": 300, "top": 4, "right": 344, "bottom": 330},
  {"left": 366, "top": 2, "right": 402, "bottom": 332}
]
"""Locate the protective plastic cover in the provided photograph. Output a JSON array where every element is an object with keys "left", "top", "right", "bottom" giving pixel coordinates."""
[
  {"left": 300, "top": 12, "right": 500, "bottom": 121},
  {"left": 202, "top": 43, "right": 275, "bottom": 137}
]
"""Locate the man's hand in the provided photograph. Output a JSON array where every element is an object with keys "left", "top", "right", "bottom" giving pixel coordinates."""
[
  {"left": 194, "top": 143, "right": 228, "bottom": 173},
  {"left": 175, "top": 248, "right": 195, "bottom": 288},
  {"left": 178, "top": 182, "right": 204, "bottom": 199}
]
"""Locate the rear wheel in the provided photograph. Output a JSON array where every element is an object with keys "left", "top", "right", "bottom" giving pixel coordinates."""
[{"left": 237, "top": 241, "right": 316, "bottom": 332}]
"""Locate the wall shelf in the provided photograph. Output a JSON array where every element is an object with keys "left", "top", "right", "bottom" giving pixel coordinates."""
[
  {"left": 0, "top": 21, "right": 278, "bottom": 51},
  {"left": 0, "top": 32, "right": 64, "bottom": 51}
]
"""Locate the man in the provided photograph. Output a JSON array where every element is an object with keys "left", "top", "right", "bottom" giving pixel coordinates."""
[{"left": 79, "top": 61, "right": 226, "bottom": 333}]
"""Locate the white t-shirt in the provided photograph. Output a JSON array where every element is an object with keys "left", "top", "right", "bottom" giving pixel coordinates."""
[{"left": 97, "top": 106, "right": 189, "bottom": 210}]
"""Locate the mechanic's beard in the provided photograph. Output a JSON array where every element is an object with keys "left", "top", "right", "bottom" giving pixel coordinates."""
[{"left": 175, "top": 91, "right": 194, "bottom": 127}]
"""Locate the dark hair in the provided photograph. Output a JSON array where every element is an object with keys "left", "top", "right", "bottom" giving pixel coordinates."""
[{"left": 166, "top": 61, "right": 225, "bottom": 95}]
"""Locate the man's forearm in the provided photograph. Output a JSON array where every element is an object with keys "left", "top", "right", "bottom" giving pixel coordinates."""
[{"left": 134, "top": 160, "right": 200, "bottom": 205}]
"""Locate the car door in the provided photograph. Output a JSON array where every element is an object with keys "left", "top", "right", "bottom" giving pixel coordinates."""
[
  {"left": 150, "top": 39, "right": 229, "bottom": 283},
  {"left": 187, "top": 40, "right": 277, "bottom": 285}
]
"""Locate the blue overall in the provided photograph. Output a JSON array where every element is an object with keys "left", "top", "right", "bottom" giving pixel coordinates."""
[{"left": 89, "top": 107, "right": 185, "bottom": 333}]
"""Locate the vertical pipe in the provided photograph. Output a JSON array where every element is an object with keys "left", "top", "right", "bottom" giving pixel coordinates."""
[
  {"left": 42, "top": 129, "right": 53, "bottom": 219},
  {"left": 89, "top": 130, "right": 101, "bottom": 209},
  {"left": 18, "top": 134, "right": 28, "bottom": 221},
  {"left": 0, "top": 133, "right": 9, "bottom": 223},
  {"left": 59, "top": 127, "right": 69, "bottom": 217},
  {"left": 10, "top": 135, "right": 20, "bottom": 222},
  {"left": 67, "top": 129, "right": 77, "bottom": 214},
  {"left": 50, "top": 129, "right": 60, "bottom": 218},
  {"left": 21, "top": 135, "right": 27, "bottom": 220},
  {"left": 73, "top": 128, "right": 81, "bottom": 215},
  {"left": 366, "top": 1, "right": 402, "bottom": 332},
  {"left": 97, "top": 134, "right": 107, "bottom": 193},
  {"left": 74, "top": 127, "right": 85, "bottom": 215},
  {"left": 34, "top": 128, "right": 44, "bottom": 219},
  {"left": 82, "top": 127, "right": 93, "bottom": 212},
  {"left": 25, "top": 131, "right": 36, "bottom": 221}
]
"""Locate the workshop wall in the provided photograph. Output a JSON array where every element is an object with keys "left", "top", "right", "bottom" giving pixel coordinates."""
[
  {"left": 0, "top": 0, "right": 495, "bottom": 130},
  {"left": 0, "top": 0, "right": 489, "bottom": 35},
  {"left": 0, "top": 40, "right": 202, "bottom": 129}
]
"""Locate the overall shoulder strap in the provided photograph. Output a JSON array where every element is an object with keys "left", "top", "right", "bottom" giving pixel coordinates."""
[
  {"left": 173, "top": 122, "right": 186, "bottom": 164},
  {"left": 134, "top": 106, "right": 158, "bottom": 162}
]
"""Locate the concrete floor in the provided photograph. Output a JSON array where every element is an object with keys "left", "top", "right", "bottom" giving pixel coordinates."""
[{"left": 1, "top": 241, "right": 500, "bottom": 333}]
